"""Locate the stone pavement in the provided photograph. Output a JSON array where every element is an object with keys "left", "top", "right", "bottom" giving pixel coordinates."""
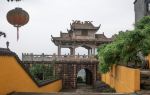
[
  {"left": 11, "top": 92, "right": 128, "bottom": 95},
  {"left": 11, "top": 84, "right": 128, "bottom": 95}
]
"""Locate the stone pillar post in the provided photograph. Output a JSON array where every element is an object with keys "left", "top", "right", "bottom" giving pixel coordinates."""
[
  {"left": 58, "top": 45, "right": 61, "bottom": 55},
  {"left": 88, "top": 49, "right": 90, "bottom": 56},
  {"left": 73, "top": 47, "right": 75, "bottom": 56},
  {"left": 91, "top": 48, "right": 96, "bottom": 55},
  {"left": 70, "top": 47, "right": 75, "bottom": 56},
  {"left": 93, "top": 64, "right": 97, "bottom": 88},
  {"left": 90, "top": 49, "right": 92, "bottom": 55},
  {"left": 93, "top": 48, "right": 95, "bottom": 55},
  {"left": 70, "top": 48, "right": 72, "bottom": 55}
]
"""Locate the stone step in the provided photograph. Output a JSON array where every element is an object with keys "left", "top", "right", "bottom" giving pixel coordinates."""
[
  {"left": 141, "top": 70, "right": 150, "bottom": 76},
  {"left": 141, "top": 79, "right": 150, "bottom": 85},
  {"left": 136, "top": 90, "right": 150, "bottom": 95},
  {"left": 10, "top": 92, "right": 127, "bottom": 95}
]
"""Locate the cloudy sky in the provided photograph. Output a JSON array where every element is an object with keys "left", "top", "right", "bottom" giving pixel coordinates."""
[{"left": 0, "top": 0, "right": 135, "bottom": 58}]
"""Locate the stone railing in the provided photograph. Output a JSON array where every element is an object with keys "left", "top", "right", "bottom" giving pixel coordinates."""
[{"left": 22, "top": 53, "right": 97, "bottom": 62}]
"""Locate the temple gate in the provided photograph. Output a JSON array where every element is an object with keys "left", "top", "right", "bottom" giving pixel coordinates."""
[{"left": 22, "top": 21, "right": 112, "bottom": 88}]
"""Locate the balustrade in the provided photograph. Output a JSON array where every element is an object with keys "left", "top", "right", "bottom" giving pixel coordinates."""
[{"left": 22, "top": 53, "right": 97, "bottom": 62}]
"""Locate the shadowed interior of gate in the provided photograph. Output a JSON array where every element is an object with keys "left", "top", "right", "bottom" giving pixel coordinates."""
[{"left": 77, "top": 68, "right": 93, "bottom": 88}]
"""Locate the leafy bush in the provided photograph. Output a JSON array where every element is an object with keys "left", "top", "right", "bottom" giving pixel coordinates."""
[
  {"left": 97, "top": 16, "right": 150, "bottom": 73},
  {"left": 95, "top": 81, "right": 116, "bottom": 92},
  {"left": 29, "top": 64, "right": 55, "bottom": 82},
  {"left": 77, "top": 76, "right": 84, "bottom": 83}
]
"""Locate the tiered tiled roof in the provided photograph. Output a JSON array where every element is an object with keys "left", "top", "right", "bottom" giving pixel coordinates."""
[{"left": 51, "top": 21, "right": 113, "bottom": 46}]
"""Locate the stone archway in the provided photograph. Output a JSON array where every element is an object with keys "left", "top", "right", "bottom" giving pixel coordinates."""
[
  {"left": 54, "top": 61, "right": 98, "bottom": 89},
  {"left": 76, "top": 68, "right": 93, "bottom": 88},
  {"left": 75, "top": 63, "right": 96, "bottom": 88},
  {"left": 85, "top": 69, "right": 93, "bottom": 85}
]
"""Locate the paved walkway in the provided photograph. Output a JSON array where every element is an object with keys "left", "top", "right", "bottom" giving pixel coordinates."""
[
  {"left": 11, "top": 84, "right": 127, "bottom": 95},
  {"left": 11, "top": 92, "right": 127, "bottom": 95},
  {"left": 61, "top": 83, "right": 95, "bottom": 93}
]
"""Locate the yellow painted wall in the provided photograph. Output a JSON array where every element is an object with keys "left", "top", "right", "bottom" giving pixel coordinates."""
[
  {"left": 102, "top": 65, "right": 140, "bottom": 93},
  {"left": 0, "top": 56, "right": 62, "bottom": 95}
]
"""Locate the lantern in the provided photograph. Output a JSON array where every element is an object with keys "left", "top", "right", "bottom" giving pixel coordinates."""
[{"left": 7, "top": 7, "right": 29, "bottom": 41}]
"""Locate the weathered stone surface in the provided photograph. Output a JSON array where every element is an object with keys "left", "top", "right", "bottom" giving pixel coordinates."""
[
  {"left": 11, "top": 84, "right": 125, "bottom": 95},
  {"left": 134, "top": 0, "right": 150, "bottom": 22}
]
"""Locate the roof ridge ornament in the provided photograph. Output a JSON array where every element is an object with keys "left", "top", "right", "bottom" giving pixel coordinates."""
[{"left": 7, "top": 0, "right": 21, "bottom": 2}]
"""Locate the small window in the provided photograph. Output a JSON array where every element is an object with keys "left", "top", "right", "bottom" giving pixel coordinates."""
[{"left": 82, "top": 30, "right": 88, "bottom": 36}]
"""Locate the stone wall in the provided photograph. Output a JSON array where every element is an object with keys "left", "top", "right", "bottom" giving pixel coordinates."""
[{"left": 134, "top": 0, "right": 150, "bottom": 22}]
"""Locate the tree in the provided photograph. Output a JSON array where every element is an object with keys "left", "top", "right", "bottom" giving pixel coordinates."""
[
  {"left": 97, "top": 16, "right": 150, "bottom": 73},
  {"left": 77, "top": 76, "right": 84, "bottom": 83},
  {"left": 29, "top": 64, "right": 55, "bottom": 82}
]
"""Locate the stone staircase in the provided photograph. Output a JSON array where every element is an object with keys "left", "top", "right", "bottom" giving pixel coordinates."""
[
  {"left": 136, "top": 90, "right": 150, "bottom": 95},
  {"left": 140, "top": 70, "right": 150, "bottom": 90}
]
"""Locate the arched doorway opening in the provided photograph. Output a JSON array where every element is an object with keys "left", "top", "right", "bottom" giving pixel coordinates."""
[{"left": 76, "top": 68, "right": 93, "bottom": 88}]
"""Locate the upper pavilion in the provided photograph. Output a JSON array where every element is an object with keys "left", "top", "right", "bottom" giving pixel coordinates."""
[{"left": 51, "top": 20, "right": 112, "bottom": 56}]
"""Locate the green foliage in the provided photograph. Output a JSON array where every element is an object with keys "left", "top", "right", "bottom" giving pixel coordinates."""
[
  {"left": 135, "top": 16, "right": 150, "bottom": 30},
  {"left": 95, "top": 81, "right": 116, "bottom": 93},
  {"left": 77, "top": 76, "right": 84, "bottom": 83},
  {"left": 97, "top": 16, "right": 150, "bottom": 73},
  {"left": 29, "top": 64, "right": 55, "bottom": 82}
]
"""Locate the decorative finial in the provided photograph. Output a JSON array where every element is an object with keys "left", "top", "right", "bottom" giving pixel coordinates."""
[
  {"left": 7, "top": 0, "right": 21, "bottom": 2},
  {"left": 6, "top": 41, "right": 9, "bottom": 49}
]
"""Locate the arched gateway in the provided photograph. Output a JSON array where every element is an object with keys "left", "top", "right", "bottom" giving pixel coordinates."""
[
  {"left": 22, "top": 21, "right": 112, "bottom": 88},
  {"left": 54, "top": 58, "right": 98, "bottom": 88},
  {"left": 51, "top": 21, "right": 112, "bottom": 88}
]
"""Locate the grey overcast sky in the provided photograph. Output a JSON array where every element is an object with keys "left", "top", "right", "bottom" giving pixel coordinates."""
[{"left": 0, "top": 0, "right": 135, "bottom": 57}]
